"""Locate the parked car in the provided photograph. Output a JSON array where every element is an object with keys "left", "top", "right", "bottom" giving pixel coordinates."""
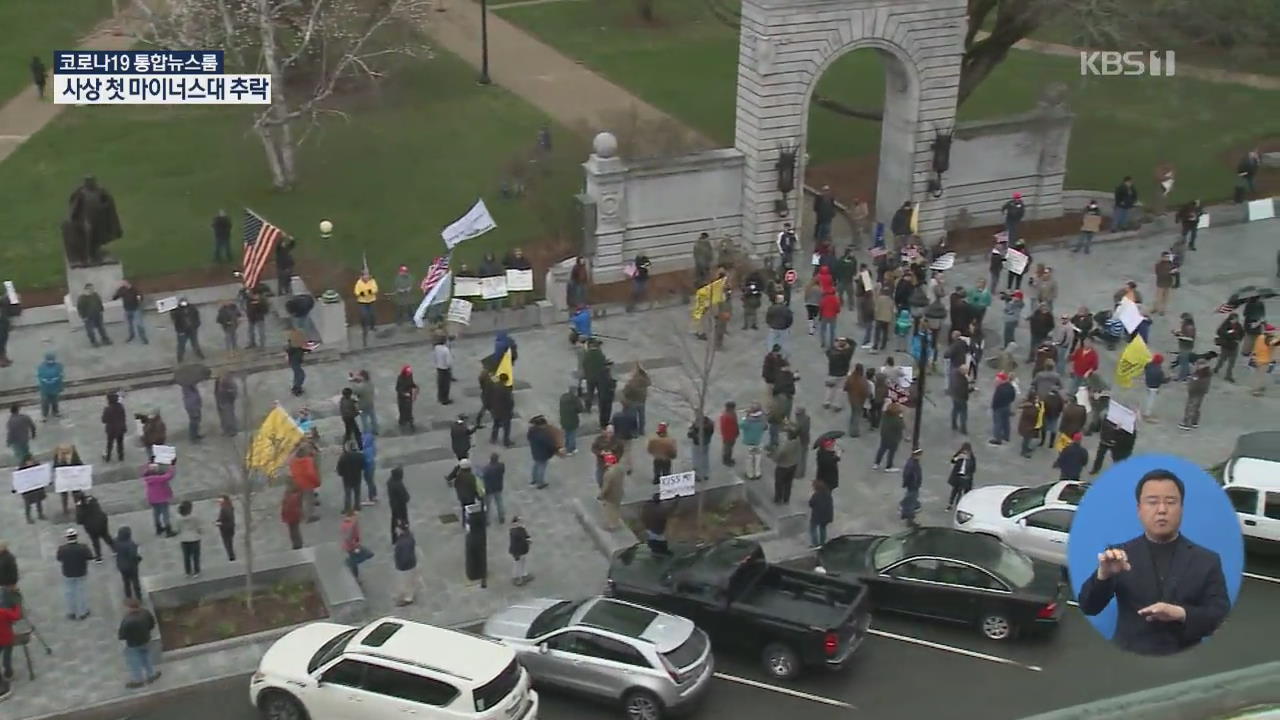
[
  {"left": 605, "top": 538, "right": 871, "bottom": 681},
  {"left": 816, "top": 527, "right": 1068, "bottom": 641},
  {"left": 482, "top": 595, "right": 713, "bottom": 720},
  {"left": 952, "top": 481, "right": 1089, "bottom": 565},
  {"left": 249, "top": 617, "right": 538, "bottom": 720},
  {"left": 1220, "top": 432, "right": 1280, "bottom": 555}
]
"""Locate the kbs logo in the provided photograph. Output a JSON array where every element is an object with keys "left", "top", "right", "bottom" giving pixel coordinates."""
[{"left": 1079, "top": 50, "right": 1176, "bottom": 77}]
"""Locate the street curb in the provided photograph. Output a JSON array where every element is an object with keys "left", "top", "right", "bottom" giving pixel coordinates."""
[
  {"left": 25, "top": 618, "right": 491, "bottom": 720},
  {"left": 1014, "top": 661, "right": 1280, "bottom": 720}
]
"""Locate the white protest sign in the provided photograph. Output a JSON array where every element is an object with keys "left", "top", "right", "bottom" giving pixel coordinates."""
[
  {"left": 54, "top": 465, "right": 93, "bottom": 493},
  {"left": 1247, "top": 199, "right": 1276, "bottom": 222},
  {"left": 810, "top": 253, "right": 822, "bottom": 267},
  {"left": 155, "top": 296, "right": 179, "bottom": 313},
  {"left": 1106, "top": 401, "right": 1137, "bottom": 433},
  {"left": 480, "top": 275, "right": 509, "bottom": 300},
  {"left": 1197, "top": 213, "right": 1211, "bottom": 229},
  {"left": 1114, "top": 298, "right": 1145, "bottom": 333},
  {"left": 454, "top": 277, "right": 483, "bottom": 297},
  {"left": 898, "top": 366, "right": 914, "bottom": 387},
  {"left": 3, "top": 280, "right": 18, "bottom": 305},
  {"left": 505, "top": 269, "right": 534, "bottom": 292},
  {"left": 151, "top": 444, "right": 177, "bottom": 465},
  {"left": 1076, "top": 386, "right": 1090, "bottom": 408},
  {"left": 441, "top": 199, "right": 497, "bottom": 250},
  {"left": 929, "top": 253, "right": 956, "bottom": 271},
  {"left": 1003, "top": 248, "right": 1029, "bottom": 276},
  {"left": 859, "top": 269, "right": 873, "bottom": 291},
  {"left": 446, "top": 298, "right": 473, "bottom": 326},
  {"left": 658, "top": 471, "right": 697, "bottom": 500},
  {"left": 11, "top": 463, "right": 52, "bottom": 494}
]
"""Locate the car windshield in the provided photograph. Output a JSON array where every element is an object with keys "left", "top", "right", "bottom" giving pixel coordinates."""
[
  {"left": 1001, "top": 484, "right": 1052, "bottom": 517},
  {"left": 528, "top": 599, "right": 586, "bottom": 638},
  {"left": 871, "top": 536, "right": 907, "bottom": 570},
  {"left": 307, "top": 628, "right": 358, "bottom": 673}
]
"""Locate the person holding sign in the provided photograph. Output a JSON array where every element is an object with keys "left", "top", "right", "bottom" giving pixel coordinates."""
[
  {"left": 503, "top": 248, "right": 533, "bottom": 308},
  {"left": 1075, "top": 200, "right": 1103, "bottom": 254},
  {"left": 14, "top": 456, "right": 47, "bottom": 523}
]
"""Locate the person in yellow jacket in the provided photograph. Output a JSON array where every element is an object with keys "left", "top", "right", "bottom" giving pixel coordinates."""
[
  {"left": 353, "top": 271, "right": 379, "bottom": 348},
  {"left": 1251, "top": 325, "right": 1277, "bottom": 396}
]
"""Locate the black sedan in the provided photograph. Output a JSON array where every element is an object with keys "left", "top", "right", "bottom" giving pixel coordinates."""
[{"left": 816, "top": 527, "right": 1068, "bottom": 641}]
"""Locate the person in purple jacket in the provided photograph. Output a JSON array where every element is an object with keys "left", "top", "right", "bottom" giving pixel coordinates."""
[{"left": 142, "top": 461, "right": 177, "bottom": 537}]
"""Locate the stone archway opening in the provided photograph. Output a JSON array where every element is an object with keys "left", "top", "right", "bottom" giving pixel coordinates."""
[{"left": 802, "top": 46, "right": 921, "bottom": 227}]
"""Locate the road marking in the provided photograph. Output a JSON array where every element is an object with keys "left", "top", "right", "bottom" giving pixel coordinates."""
[
  {"left": 867, "top": 628, "right": 1043, "bottom": 672},
  {"left": 1244, "top": 572, "right": 1280, "bottom": 585},
  {"left": 713, "top": 672, "right": 855, "bottom": 709}
]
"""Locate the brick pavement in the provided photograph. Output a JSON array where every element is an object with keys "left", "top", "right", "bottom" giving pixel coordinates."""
[{"left": 2, "top": 218, "right": 1277, "bottom": 716}]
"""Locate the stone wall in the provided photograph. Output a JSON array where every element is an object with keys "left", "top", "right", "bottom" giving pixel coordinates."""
[
  {"left": 583, "top": 145, "right": 745, "bottom": 283},
  {"left": 943, "top": 108, "right": 1074, "bottom": 226}
]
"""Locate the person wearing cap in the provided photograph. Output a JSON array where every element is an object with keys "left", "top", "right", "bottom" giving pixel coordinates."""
[
  {"left": 1005, "top": 238, "right": 1031, "bottom": 291},
  {"left": 170, "top": 297, "right": 204, "bottom": 362},
  {"left": 1031, "top": 266, "right": 1058, "bottom": 316},
  {"left": 392, "top": 266, "right": 416, "bottom": 326},
  {"left": 776, "top": 222, "right": 797, "bottom": 268},
  {"left": 1050, "top": 311, "right": 1074, "bottom": 369},
  {"left": 1002, "top": 192, "right": 1026, "bottom": 243},
  {"left": 448, "top": 458, "right": 481, "bottom": 529},
  {"left": 598, "top": 453, "right": 625, "bottom": 531},
  {"left": 900, "top": 448, "right": 924, "bottom": 523},
  {"left": 1053, "top": 433, "right": 1089, "bottom": 481},
  {"left": 1142, "top": 353, "right": 1170, "bottom": 421},
  {"left": 946, "top": 443, "right": 976, "bottom": 510},
  {"left": 1001, "top": 290, "right": 1024, "bottom": 349},
  {"left": 56, "top": 527, "right": 94, "bottom": 620},
  {"left": 353, "top": 269, "right": 379, "bottom": 347}
]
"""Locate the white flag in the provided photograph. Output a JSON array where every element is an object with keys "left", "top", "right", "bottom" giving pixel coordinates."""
[
  {"left": 412, "top": 271, "right": 452, "bottom": 328},
  {"left": 441, "top": 199, "right": 497, "bottom": 250}
]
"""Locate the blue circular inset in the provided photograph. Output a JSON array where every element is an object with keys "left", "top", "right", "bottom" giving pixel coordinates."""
[{"left": 1067, "top": 453, "right": 1243, "bottom": 649}]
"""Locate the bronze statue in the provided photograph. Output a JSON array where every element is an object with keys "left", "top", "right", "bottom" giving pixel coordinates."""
[{"left": 64, "top": 175, "right": 123, "bottom": 266}]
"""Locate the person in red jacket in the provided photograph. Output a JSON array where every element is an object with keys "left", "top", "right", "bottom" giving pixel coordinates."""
[
  {"left": 817, "top": 287, "right": 842, "bottom": 349},
  {"left": 719, "top": 401, "right": 739, "bottom": 467},
  {"left": 1069, "top": 338, "right": 1100, "bottom": 396},
  {"left": 0, "top": 594, "right": 22, "bottom": 686},
  {"left": 281, "top": 485, "right": 304, "bottom": 550},
  {"left": 816, "top": 265, "right": 835, "bottom": 294}
]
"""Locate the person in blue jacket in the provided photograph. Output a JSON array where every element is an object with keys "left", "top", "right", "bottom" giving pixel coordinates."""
[
  {"left": 37, "top": 352, "right": 65, "bottom": 420},
  {"left": 361, "top": 430, "right": 378, "bottom": 505},
  {"left": 570, "top": 306, "right": 592, "bottom": 343}
]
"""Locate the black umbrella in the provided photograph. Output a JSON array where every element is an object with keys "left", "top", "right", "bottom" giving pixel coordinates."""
[
  {"left": 813, "top": 430, "right": 845, "bottom": 449},
  {"left": 1227, "top": 286, "right": 1278, "bottom": 305},
  {"left": 173, "top": 362, "right": 211, "bottom": 388}
]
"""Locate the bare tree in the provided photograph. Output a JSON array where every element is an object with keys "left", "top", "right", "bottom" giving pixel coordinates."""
[{"left": 130, "top": 0, "right": 434, "bottom": 189}]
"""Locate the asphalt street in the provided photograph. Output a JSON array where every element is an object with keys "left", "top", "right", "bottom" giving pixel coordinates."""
[{"left": 123, "top": 556, "right": 1280, "bottom": 720}]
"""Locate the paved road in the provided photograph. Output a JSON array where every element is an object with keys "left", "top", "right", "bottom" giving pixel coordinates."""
[{"left": 124, "top": 557, "right": 1280, "bottom": 720}]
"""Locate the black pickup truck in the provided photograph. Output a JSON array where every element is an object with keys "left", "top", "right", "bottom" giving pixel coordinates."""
[{"left": 605, "top": 538, "right": 871, "bottom": 680}]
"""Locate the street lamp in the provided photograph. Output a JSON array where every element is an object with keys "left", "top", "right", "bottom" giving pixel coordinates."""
[{"left": 478, "top": 0, "right": 491, "bottom": 85}]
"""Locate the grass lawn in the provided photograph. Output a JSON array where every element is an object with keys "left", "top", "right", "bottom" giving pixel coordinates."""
[
  {"left": 500, "top": 0, "right": 1280, "bottom": 202},
  {"left": 0, "top": 50, "right": 582, "bottom": 291},
  {"left": 1, "top": 0, "right": 115, "bottom": 100}
]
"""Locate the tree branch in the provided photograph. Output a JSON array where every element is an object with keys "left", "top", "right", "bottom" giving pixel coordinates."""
[{"left": 812, "top": 94, "right": 884, "bottom": 122}]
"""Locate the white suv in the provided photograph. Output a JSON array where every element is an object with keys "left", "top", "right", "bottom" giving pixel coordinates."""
[{"left": 250, "top": 617, "right": 539, "bottom": 720}]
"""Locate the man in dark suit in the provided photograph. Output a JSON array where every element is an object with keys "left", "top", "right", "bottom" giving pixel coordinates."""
[{"left": 1078, "top": 469, "right": 1229, "bottom": 656}]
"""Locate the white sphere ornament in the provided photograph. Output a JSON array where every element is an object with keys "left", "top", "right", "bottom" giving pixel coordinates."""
[
  {"left": 319, "top": 219, "right": 333, "bottom": 239},
  {"left": 592, "top": 132, "right": 618, "bottom": 159}
]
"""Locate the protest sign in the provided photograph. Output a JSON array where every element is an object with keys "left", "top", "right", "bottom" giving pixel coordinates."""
[
  {"left": 446, "top": 298, "right": 473, "bottom": 326},
  {"left": 12, "top": 463, "right": 51, "bottom": 494},
  {"left": 155, "top": 296, "right": 179, "bottom": 313},
  {"left": 1003, "top": 248, "right": 1028, "bottom": 275},
  {"left": 55, "top": 465, "right": 93, "bottom": 493},
  {"left": 1107, "top": 401, "right": 1137, "bottom": 433},
  {"left": 658, "top": 471, "right": 697, "bottom": 500},
  {"left": 480, "top": 275, "right": 509, "bottom": 300},
  {"left": 152, "top": 445, "right": 177, "bottom": 464},
  {"left": 505, "top": 269, "right": 534, "bottom": 292},
  {"left": 454, "top": 277, "right": 483, "bottom": 297}
]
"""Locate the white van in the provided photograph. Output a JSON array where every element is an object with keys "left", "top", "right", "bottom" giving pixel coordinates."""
[
  {"left": 1221, "top": 432, "right": 1280, "bottom": 555},
  {"left": 250, "top": 617, "right": 538, "bottom": 720}
]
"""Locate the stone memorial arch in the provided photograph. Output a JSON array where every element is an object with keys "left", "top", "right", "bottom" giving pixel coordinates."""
[{"left": 735, "top": 0, "right": 967, "bottom": 253}]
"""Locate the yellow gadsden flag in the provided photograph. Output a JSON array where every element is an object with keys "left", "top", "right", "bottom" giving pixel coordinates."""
[
  {"left": 246, "top": 406, "right": 304, "bottom": 477},
  {"left": 692, "top": 277, "right": 727, "bottom": 321},
  {"left": 493, "top": 348, "right": 515, "bottom": 387},
  {"left": 1114, "top": 335, "right": 1153, "bottom": 388}
]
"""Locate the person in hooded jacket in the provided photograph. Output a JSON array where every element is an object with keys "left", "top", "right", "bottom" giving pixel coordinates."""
[
  {"left": 142, "top": 462, "right": 176, "bottom": 537},
  {"left": 1213, "top": 313, "right": 1245, "bottom": 382},
  {"left": 0, "top": 542, "right": 17, "bottom": 591},
  {"left": 844, "top": 364, "right": 871, "bottom": 437},
  {"left": 171, "top": 299, "right": 205, "bottom": 362},
  {"left": 946, "top": 443, "right": 976, "bottom": 509},
  {"left": 450, "top": 414, "right": 474, "bottom": 461},
  {"left": 808, "top": 479, "right": 834, "bottom": 548},
  {"left": 37, "top": 352, "right": 64, "bottom": 420},
  {"left": 281, "top": 485, "right": 304, "bottom": 550},
  {"left": 214, "top": 372, "right": 238, "bottom": 437},
  {"left": 559, "top": 384, "right": 583, "bottom": 455},
  {"left": 115, "top": 526, "right": 143, "bottom": 599},
  {"left": 289, "top": 443, "right": 320, "bottom": 523},
  {"left": 180, "top": 383, "right": 203, "bottom": 443},
  {"left": 337, "top": 441, "right": 366, "bottom": 513},
  {"left": 772, "top": 429, "right": 802, "bottom": 503},
  {"left": 386, "top": 467, "right": 411, "bottom": 539},
  {"left": 1180, "top": 363, "right": 1212, "bottom": 431},
  {"left": 814, "top": 437, "right": 841, "bottom": 492},
  {"left": 448, "top": 459, "right": 482, "bottom": 531},
  {"left": 101, "top": 392, "right": 128, "bottom": 463},
  {"left": 1053, "top": 433, "right": 1089, "bottom": 481},
  {"left": 76, "top": 494, "right": 115, "bottom": 562},
  {"left": 741, "top": 405, "right": 767, "bottom": 474},
  {"left": 392, "top": 521, "right": 418, "bottom": 606},
  {"left": 687, "top": 415, "right": 715, "bottom": 483}
]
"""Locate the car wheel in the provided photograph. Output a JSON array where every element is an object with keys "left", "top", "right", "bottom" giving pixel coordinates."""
[
  {"left": 761, "top": 642, "right": 801, "bottom": 681},
  {"left": 259, "top": 690, "right": 308, "bottom": 720},
  {"left": 979, "top": 610, "right": 1016, "bottom": 641},
  {"left": 623, "top": 689, "right": 665, "bottom": 720}
]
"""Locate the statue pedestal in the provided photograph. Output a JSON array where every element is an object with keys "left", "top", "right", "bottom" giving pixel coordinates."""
[{"left": 64, "top": 260, "right": 126, "bottom": 323}]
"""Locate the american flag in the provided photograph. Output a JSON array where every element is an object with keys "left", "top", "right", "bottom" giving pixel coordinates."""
[
  {"left": 1217, "top": 302, "right": 1240, "bottom": 314},
  {"left": 242, "top": 209, "right": 284, "bottom": 290},
  {"left": 420, "top": 256, "right": 449, "bottom": 292}
]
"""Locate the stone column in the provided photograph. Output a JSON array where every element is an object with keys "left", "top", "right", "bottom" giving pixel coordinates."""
[
  {"left": 1030, "top": 108, "right": 1073, "bottom": 220},
  {"left": 582, "top": 132, "right": 628, "bottom": 285}
]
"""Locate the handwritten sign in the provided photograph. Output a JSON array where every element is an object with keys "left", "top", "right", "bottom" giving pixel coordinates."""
[
  {"left": 1197, "top": 213, "right": 1211, "bottom": 229},
  {"left": 454, "top": 277, "right": 483, "bottom": 297},
  {"left": 1003, "top": 248, "right": 1029, "bottom": 276},
  {"left": 505, "top": 269, "right": 534, "bottom": 292},
  {"left": 1081, "top": 215, "right": 1102, "bottom": 233},
  {"left": 11, "top": 463, "right": 51, "bottom": 494},
  {"left": 155, "top": 296, "right": 179, "bottom": 313},
  {"left": 1107, "top": 401, "right": 1137, "bottom": 433},
  {"left": 859, "top": 269, "right": 873, "bottom": 292},
  {"left": 658, "top": 471, "right": 696, "bottom": 500},
  {"left": 151, "top": 444, "right": 177, "bottom": 465},
  {"left": 446, "top": 298, "right": 473, "bottom": 326},
  {"left": 1114, "top": 298, "right": 1144, "bottom": 333},
  {"left": 929, "top": 253, "right": 955, "bottom": 271},
  {"left": 55, "top": 465, "right": 93, "bottom": 493},
  {"left": 480, "top": 275, "right": 508, "bottom": 300}
]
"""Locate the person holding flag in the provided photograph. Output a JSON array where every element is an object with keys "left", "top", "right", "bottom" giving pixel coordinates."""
[
  {"left": 413, "top": 256, "right": 451, "bottom": 328},
  {"left": 1115, "top": 334, "right": 1153, "bottom": 391}
]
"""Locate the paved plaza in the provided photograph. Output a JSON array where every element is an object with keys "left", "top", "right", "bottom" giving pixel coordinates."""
[{"left": 0, "top": 215, "right": 1277, "bottom": 717}]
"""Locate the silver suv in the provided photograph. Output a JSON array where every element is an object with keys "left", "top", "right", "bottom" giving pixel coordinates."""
[{"left": 482, "top": 596, "right": 714, "bottom": 720}]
